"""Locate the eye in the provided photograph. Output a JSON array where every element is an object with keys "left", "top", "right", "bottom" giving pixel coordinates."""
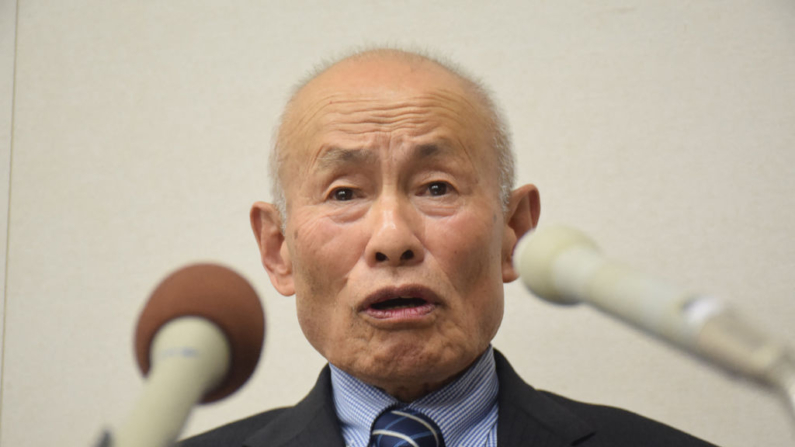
[
  {"left": 427, "top": 181, "right": 450, "bottom": 196},
  {"left": 330, "top": 187, "right": 355, "bottom": 201}
]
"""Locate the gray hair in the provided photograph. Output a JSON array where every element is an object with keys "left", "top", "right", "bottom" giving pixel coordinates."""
[{"left": 269, "top": 47, "right": 515, "bottom": 225}]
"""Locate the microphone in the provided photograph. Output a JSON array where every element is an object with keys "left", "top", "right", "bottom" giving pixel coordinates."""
[
  {"left": 513, "top": 225, "right": 795, "bottom": 417},
  {"left": 110, "top": 264, "right": 265, "bottom": 447}
]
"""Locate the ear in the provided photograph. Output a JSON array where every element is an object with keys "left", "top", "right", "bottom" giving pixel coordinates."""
[
  {"left": 250, "top": 201, "right": 295, "bottom": 296},
  {"left": 502, "top": 184, "right": 540, "bottom": 282}
]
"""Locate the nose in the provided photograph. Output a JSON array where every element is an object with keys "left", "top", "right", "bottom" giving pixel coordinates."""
[{"left": 365, "top": 197, "right": 424, "bottom": 267}]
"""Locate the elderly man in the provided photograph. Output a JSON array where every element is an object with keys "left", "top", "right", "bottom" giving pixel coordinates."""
[{"left": 182, "top": 49, "right": 715, "bottom": 446}]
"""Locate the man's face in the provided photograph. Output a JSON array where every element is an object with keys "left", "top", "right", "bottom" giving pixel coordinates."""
[{"left": 257, "top": 57, "right": 531, "bottom": 399}]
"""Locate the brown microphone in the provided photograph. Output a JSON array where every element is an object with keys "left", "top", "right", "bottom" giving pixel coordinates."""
[
  {"left": 112, "top": 264, "right": 265, "bottom": 447},
  {"left": 135, "top": 263, "right": 265, "bottom": 402}
]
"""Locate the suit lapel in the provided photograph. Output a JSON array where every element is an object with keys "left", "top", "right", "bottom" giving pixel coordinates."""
[
  {"left": 495, "top": 350, "right": 594, "bottom": 447},
  {"left": 243, "top": 365, "right": 346, "bottom": 447}
]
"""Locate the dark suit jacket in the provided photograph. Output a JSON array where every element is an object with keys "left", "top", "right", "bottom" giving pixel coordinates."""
[{"left": 180, "top": 351, "right": 717, "bottom": 446}]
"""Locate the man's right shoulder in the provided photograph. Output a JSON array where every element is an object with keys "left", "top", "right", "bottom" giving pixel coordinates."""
[{"left": 177, "top": 407, "right": 290, "bottom": 447}]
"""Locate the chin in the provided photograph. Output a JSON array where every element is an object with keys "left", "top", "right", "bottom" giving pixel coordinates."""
[{"left": 348, "top": 340, "right": 479, "bottom": 388}]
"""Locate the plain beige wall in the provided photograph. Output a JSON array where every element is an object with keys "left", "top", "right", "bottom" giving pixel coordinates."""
[
  {"left": 0, "top": 0, "right": 17, "bottom": 422},
  {"left": 2, "top": 1, "right": 795, "bottom": 446}
]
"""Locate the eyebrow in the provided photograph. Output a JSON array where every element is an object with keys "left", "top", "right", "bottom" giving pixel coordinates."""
[
  {"left": 415, "top": 144, "right": 449, "bottom": 159},
  {"left": 414, "top": 143, "right": 468, "bottom": 167},
  {"left": 315, "top": 147, "right": 379, "bottom": 170}
]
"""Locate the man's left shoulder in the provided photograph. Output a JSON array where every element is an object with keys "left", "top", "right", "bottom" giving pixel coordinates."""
[
  {"left": 539, "top": 390, "right": 718, "bottom": 447},
  {"left": 493, "top": 350, "right": 718, "bottom": 446}
]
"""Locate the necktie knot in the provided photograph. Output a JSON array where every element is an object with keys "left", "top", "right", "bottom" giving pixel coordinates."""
[{"left": 370, "top": 407, "right": 445, "bottom": 447}]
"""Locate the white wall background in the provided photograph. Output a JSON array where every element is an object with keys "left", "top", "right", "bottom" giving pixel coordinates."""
[{"left": 2, "top": 1, "right": 794, "bottom": 446}]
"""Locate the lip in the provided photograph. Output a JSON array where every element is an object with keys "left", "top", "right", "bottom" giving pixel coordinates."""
[{"left": 359, "top": 285, "right": 441, "bottom": 321}]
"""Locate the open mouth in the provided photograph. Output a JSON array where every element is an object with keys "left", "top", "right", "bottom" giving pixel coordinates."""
[
  {"left": 370, "top": 297, "right": 428, "bottom": 311},
  {"left": 362, "top": 286, "right": 438, "bottom": 320}
]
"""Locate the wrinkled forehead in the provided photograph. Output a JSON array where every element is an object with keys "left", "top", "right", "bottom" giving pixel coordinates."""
[{"left": 276, "top": 56, "right": 497, "bottom": 177}]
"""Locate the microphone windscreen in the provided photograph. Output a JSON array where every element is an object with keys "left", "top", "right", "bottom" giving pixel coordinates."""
[{"left": 134, "top": 264, "right": 265, "bottom": 403}]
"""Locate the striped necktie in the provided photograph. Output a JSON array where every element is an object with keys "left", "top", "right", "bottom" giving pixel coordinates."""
[{"left": 370, "top": 407, "right": 446, "bottom": 447}]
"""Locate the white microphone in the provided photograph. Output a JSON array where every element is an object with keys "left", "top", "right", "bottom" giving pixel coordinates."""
[
  {"left": 105, "top": 264, "right": 266, "bottom": 447},
  {"left": 513, "top": 225, "right": 795, "bottom": 417}
]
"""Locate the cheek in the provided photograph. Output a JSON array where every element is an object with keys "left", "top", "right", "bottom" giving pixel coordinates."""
[
  {"left": 289, "top": 212, "right": 363, "bottom": 295},
  {"left": 428, "top": 210, "right": 503, "bottom": 288},
  {"left": 287, "top": 212, "right": 367, "bottom": 346},
  {"left": 426, "top": 208, "right": 505, "bottom": 334}
]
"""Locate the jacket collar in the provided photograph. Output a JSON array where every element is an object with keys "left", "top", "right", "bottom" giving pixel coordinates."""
[
  {"left": 242, "top": 350, "right": 594, "bottom": 447},
  {"left": 494, "top": 350, "right": 594, "bottom": 446},
  {"left": 242, "top": 365, "right": 346, "bottom": 447}
]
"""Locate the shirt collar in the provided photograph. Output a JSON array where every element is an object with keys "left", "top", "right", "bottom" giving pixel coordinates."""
[{"left": 330, "top": 346, "right": 499, "bottom": 447}]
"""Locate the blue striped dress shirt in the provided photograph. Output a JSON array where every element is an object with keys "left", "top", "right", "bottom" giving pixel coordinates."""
[{"left": 329, "top": 346, "right": 499, "bottom": 447}]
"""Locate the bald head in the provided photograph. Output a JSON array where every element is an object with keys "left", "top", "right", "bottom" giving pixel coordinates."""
[{"left": 269, "top": 49, "right": 515, "bottom": 222}]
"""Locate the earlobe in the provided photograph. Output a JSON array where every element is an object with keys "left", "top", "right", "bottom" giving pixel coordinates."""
[
  {"left": 501, "top": 184, "right": 541, "bottom": 282},
  {"left": 250, "top": 201, "right": 295, "bottom": 296}
]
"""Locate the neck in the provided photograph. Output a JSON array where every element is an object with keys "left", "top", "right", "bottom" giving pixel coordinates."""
[
  {"left": 366, "top": 349, "right": 490, "bottom": 402},
  {"left": 379, "top": 378, "right": 457, "bottom": 403}
]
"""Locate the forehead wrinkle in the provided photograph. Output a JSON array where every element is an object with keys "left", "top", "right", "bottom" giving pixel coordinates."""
[
  {"left": 320, "top": 107, "right": 482, "bottom": 139},
  {"left": 291, "top": 87, "right": 483, "bottom": 132},
  {"left": 282, "top": 81, "right": 495, "bottom": 184}
]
